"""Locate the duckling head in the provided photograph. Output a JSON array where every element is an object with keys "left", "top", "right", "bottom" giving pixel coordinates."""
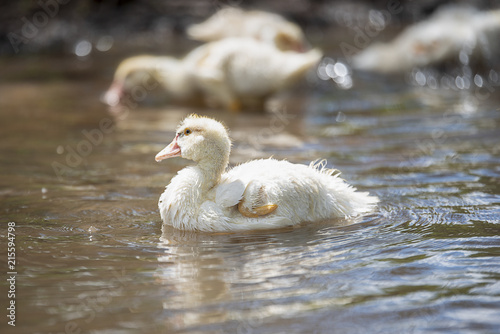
[{"left": 155, "top": 115, "right": 231, "bottom": 168}]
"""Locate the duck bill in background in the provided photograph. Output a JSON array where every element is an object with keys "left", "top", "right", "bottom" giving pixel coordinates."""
[
  {"left": 102, "top": 80, "right": 124, "bottom": 106},
  {"left": 155, "top": 134, "right": 181, "bottom": 162}
]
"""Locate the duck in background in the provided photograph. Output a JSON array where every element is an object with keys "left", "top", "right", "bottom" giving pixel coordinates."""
[
  {"left": 104, "top": 38, "right": 322, "bottom": 111},
  {"left": 155, "top": 114, "right": 378, "bottom": 232},
  {"left": 187, "top": 7, "right": 307, "bottom": 52},
  {"left": 352, "top": 6, "right": 500, "bottom": 74}
]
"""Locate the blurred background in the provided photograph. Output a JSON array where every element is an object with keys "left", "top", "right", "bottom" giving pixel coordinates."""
[{"left": 2, "top": 0, "right": 500, "bottom": 55}]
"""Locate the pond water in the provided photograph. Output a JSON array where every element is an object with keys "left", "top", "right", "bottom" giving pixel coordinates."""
[{"left": 1, "top": 51, "right": 499, "bottom": 334}]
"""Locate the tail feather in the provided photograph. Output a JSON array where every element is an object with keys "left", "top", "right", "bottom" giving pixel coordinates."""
[{"left": 309, "top": 159, "right": 341, "bottom": 177}]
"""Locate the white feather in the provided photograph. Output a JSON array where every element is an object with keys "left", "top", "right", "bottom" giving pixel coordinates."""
[{"left": 157, "top": 116, "right": 378, "bottom": 232}]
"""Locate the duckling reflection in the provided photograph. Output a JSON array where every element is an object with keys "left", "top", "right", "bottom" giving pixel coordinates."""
[
  {"left": 155, "top": 224, "right": 279, "bottom": 330},
  {"left": 154, "top": 217, "right": 358, "bottom": 330}
]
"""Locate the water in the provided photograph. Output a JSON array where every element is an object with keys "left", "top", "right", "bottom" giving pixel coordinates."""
[{"left": 1, "top": 53, "right": 500, "bottom": 334}]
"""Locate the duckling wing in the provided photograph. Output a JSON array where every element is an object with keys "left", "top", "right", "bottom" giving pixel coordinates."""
[{"left": 237, "top": 180, "right": 278, "bottom": 218}]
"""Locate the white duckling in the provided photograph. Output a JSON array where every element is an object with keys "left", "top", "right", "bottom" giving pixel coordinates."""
[
  {"left": 155, "top": 114, "right": 378, "bottom": 232},
  {"left": 192, "top": 38, "right": 322, "bottom": 111},
  {"left": 103, "top": 55, "right": 199, "bottom": 107},
  {"left": 352, "top": 6, "right": 500, "bottom": 73},
  {"left": 187, "top": 7, "right": 307, "bottom": 51}
]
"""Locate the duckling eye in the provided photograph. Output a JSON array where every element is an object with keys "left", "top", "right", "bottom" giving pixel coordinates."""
[{"left": 184, "top": 128, "right": 192, "bottom": 136}]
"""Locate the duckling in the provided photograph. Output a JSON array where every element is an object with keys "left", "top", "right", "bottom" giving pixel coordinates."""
[
  {"left": 155, "top": 114, "right": 378, "bottom": 232},
  {"left": 352, "top": 6, "right": 500, "bottom": 73},
  {"left": 192, "top": 38, "right": 322, "bottom": 111},
  {"left": 187, "top": 7, "right": 307, "bottom": 51}
]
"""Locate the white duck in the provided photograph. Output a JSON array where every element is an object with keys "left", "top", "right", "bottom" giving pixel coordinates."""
[
  {"left": 155, "top": 114, "right": 378, "bottom": 232},
  {"left": 187, "top": 7, "right": 307, "bottom": 52},
  {"left": 103, "top": 54, "right": 201, "bottom": 107},
  {"left": 352, "top": 6, "right": 500, "bottom": 73},
  {"left": 192, "top": 38, "right": 322, "bottom": 111}
]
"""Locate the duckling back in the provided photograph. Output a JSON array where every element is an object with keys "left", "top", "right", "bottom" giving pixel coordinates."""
[{"left": 218, "top": 159, "right": 378, "bottom": 231}]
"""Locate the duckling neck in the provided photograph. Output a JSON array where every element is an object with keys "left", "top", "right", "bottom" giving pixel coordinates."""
[
  {"left": 196, "top": 156, "right": 228, "bottom": 191},
  {"left": 173, "top": 157, "right": 228, "bottom": 203},
  {"left": 163, "top": 153, "right": 228, "bottom": 219}
]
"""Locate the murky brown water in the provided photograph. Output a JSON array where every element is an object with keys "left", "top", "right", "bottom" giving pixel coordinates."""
[{"left": 1, "top": 50, "right": 500, "bottom": 334}]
